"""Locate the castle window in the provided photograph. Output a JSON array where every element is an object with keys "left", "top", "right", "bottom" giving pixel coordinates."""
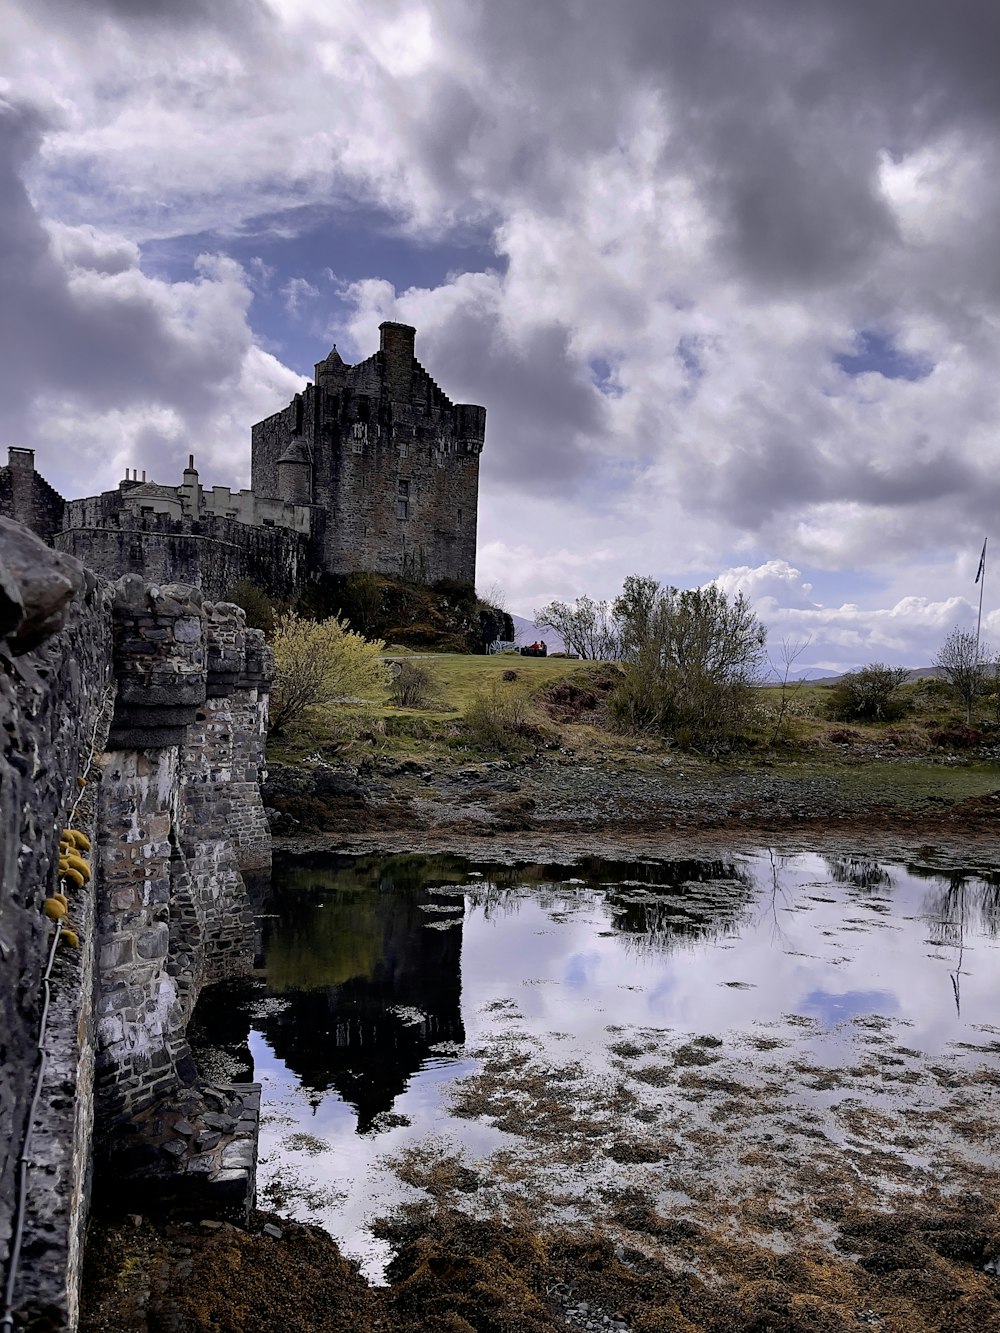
[
  {"left": 399, "top": 440, "right": 408, "bottom": 458},
  {"left": 457, "top": 508, "right": 463, "bottom": 526},
  {"left": 140, "top": 506, "right": 154, "bottom": 515},
  {"left": 397, "top": 499, "right": 409, "bottom": 520},
  {"left": 352, "top": 421, "right": 366, "bottom": 453},
  {"left": 398, "top": 479, "right": 410, "bottom": 498},
  {"left": 263, "top": 518, "right": 275, "bottom": 527}
]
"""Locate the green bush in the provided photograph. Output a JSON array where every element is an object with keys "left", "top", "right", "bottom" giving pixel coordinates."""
[
  {"left": 227, "top": 580, "right": 277, "bottom": 635},
  {"left": 391, "top": 659, "right": 440, "bottom": 708},
  {"left": 270, "top": 611, "right": 392, "bottom": 736},
  {"left": 463, "top": 682, "right": 534, "bottom": 752},
  {"left": 826, "top": 664, "right": 910, "bottom": 723}
]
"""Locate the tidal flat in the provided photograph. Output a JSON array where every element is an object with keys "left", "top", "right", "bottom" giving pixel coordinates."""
[{"left": 90, "top": 846, "right": 998, "bottom": 1333}]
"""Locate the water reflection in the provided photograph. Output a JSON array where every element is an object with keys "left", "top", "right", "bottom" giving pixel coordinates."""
[
  {"left": 602, "top": 860, "right": 755, "bottom": 952},
  {"left": 824, "top": 857, "right": 893, "bottom": 892},
  {"left": 191, "top": 849, "right": 1000, "bottom": 1137}
]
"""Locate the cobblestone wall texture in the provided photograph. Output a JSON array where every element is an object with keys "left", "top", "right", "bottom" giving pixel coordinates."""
[
  {"left": 0, "top": 518, "right": 114, "bottom": 1333},
  {"left": 54, "top": 513, "right": 308, "bottom": 603},
  {"left": 0, "top": 518, "right": 272, "bottom": 1331}
]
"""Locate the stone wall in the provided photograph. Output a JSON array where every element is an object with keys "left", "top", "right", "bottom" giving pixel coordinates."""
[
  {"left": 0, "top": 517, "right": 273, "bottom": 1331},
  {"left": 54, "top": 512, "right": 309, "bottom": 603},
  {"left": 0, "top": 519, "right": 114, "bottom": 1333},
  {"left": 0, "top": 449, "right": 67, "bottom": 543}
]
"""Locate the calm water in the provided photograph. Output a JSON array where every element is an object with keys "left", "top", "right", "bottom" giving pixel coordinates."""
[{"left": 190, "top": 850, "right": 1000, "bottom": 1279}]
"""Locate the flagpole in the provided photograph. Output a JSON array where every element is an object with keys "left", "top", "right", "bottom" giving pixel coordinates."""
[{"left": 975, "top": 537, "right": 987, "bottom": 661}]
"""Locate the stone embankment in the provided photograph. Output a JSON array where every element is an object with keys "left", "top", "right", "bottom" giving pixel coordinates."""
[{"left": 0, "top": 517, "right": 272, "bottom": 1332}]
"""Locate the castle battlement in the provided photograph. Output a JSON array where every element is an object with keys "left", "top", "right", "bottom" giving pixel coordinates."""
[{"left": 0, "top": 324, "right": 485, "bottom": 599}]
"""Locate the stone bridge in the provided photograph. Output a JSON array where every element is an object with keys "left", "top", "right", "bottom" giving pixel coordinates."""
[{"left": 0, "top": 517, "right": 273, "bottom": 1332}]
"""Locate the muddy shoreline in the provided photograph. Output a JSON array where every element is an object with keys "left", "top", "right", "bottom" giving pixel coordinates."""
[
  {"left": 267, "top": 750, "right": 1000, "bottom": 865},
  {"left": 80, "top": 757, "right": 1000, "bottom": 1333}
]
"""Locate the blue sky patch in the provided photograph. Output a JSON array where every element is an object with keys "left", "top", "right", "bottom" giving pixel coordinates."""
[
  {"left": 141, "top": 202, "right": 500, "bottom": 375},
  {"left": 798, "top": 988, "right": 898, "bottom": 1026},
  {"left": 835, "top": 330, "right": 933, "bottom": 382},
  {"left": 588, "top": 357, "right": 623, "bottom": 398}
]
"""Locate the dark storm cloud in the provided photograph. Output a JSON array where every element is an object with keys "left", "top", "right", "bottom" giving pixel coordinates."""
[
  {"left": 438, "top": 0, "right": 1000, "bottom": 291},
  {"left": 417, "top": 305, "right": 607, "bottom": 489},
  {"left": 0, "top": 97, "right": 252, "bottom": 443},
  {"left": 686, "top": 419, "right": 983, "bottom": 531}
]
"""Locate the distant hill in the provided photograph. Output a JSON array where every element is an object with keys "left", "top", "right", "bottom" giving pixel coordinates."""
[{"left": 779, "top": 666, "right": 946, "bottom": 685}]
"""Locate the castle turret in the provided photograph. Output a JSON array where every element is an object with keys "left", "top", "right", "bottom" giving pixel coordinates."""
[
  {"left": 454, "top": 404, "right": 486, "bottom": 454},
  {"left": 181, "top": 454, "right": 201, "bottom": 519},
  {"left": 277, "top": 437, "right": 312, "bottom": 504},
  {"left": 380, "top": 321, "right": 416, "bottom": 403},
  {"left": 315, "top": 346, "right": 347, "bottom": 392}
]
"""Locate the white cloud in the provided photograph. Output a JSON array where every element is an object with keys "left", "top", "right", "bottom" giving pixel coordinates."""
[{"left": 3, "top": 0, "right": 1000, "bottom": 669}]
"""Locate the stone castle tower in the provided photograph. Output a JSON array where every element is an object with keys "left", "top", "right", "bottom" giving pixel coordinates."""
[
  {"left": 0, "top": 323, "right": 485, "bottom": 599},
  {"left": 251, "top": 321, "right": 485, "bottom": 586}
]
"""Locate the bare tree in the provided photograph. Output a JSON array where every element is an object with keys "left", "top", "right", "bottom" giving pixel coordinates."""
[
  {"left": 535, "top": 594, "right": 618, "bottom": 659},
  {"left": 936, "top": 627, "right": 989, "bottom": 723},
  {"left": 766, "top": 636, "right": 812, "bottom": 745}
]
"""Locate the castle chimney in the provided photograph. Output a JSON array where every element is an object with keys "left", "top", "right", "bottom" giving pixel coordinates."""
[
  {"left": 141, "top": 470, "right": 146, "bottom": 482},
  {"left": 181, "top": 453, "right": 200, "bottom": 519},
  {"left": 7, "top": 446, "right": 34, "bottom": 472},
  {"left": 379, "top": 321, "right": 416, "bottom": 404}
]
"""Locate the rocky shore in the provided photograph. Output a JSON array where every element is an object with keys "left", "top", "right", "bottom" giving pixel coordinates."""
[
  {"left": 263, "top": 748, "right": 1000, "bottom": 861},
  {"left": 79, "top": 749, "right": 1000, "bottom": 1333}
]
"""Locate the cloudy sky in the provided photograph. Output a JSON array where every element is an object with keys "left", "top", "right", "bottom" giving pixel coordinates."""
[{"left": 3, "top": 0, "right": 1000, "bottom": 671}]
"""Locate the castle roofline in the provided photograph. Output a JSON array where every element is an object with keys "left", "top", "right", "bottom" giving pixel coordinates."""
[{"left": 278, "top": 436, "right": 311, "bottom": 465}]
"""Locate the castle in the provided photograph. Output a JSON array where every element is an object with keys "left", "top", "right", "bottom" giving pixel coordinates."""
[{"left": 0, "top": 322, "right": 485, "bottom": 600}]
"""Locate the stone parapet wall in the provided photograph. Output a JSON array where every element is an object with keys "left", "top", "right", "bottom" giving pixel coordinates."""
[
  {"left": 54, "top": 513, "right": 309, "bottom": 603},
  {"left": 0, "top": 517, "right": 274, "bottom": 1331},
  {"left": 0, "top": 518, "right": 114, "bottom": 1333},
  {"left": 94, "top": 585, "right": 270, "bottom": 1132}
]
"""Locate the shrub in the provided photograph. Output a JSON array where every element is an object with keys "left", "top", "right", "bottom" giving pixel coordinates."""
[
  {"left": 826, "top": 726, "right": 862, "bottom": 744},
  {"left": 227, "top": 579, "right": 277, "bottom": 635},
  {"left": 609, "top": 582, "right": 766, "bottom": 749},
  {"left": 881, "top": 725, "right": 931, "bottom": 753},
  {"left": 928, "top": 723, "right": 981, "bottom": 750},
  {"left": 463, "top": 682, "right": 533, "bottom": 752},
  {"left": 826, "top": 664, "right": 910, "bottom": 722},
  {"left": 391, "top": 659, "right": 440, "bottom": 708},
  {"left": 270, "top": 612, "right": 392, "bottom": 736}
]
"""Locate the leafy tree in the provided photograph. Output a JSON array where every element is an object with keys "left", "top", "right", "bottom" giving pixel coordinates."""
[
  {"left": 610, "top": 581, "right": 767, "bottom": 748},
  {"left": 826, "top": 663, "right": 910, "bottom": 723},
  {"left": 269, "top": 612, "right": 392, "bottom": 735},
  {"left": 611, "top": 574, "right": 661, "bottom": 660},
  {"left": 227, "top": 580, "right": 277, "bottom": 636},
  {"left": 936, "top": 627, "right": 990, "bottom": 723}
]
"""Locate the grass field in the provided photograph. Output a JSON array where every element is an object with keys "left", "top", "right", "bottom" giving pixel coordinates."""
[{"left": 268, "top": 650, "right": 1000, "bottom": 768}]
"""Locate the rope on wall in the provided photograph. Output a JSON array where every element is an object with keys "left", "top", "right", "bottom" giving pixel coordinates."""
[
  {"left": 1, "top": 919, "right": 64, "bottom": 1332},
  {"left": 68, "top": 683, "right": 115, "bottom": 827}
]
